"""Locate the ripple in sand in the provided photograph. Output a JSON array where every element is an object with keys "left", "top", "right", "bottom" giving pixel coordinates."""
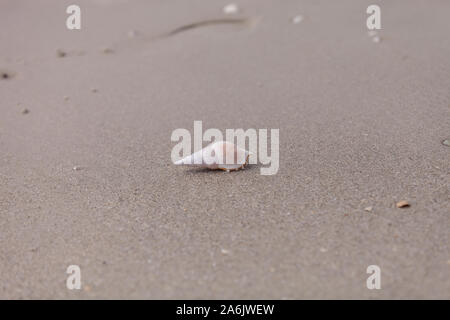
[{"left": 223, "top": 3, "right": 239, "bottom": 14}]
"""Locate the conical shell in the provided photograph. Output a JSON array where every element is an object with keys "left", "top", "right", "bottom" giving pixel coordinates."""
[{"left": 174, "top": 141, "right": 249, "bottom": 171}]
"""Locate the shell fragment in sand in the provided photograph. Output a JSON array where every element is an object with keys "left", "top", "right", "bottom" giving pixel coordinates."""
[{"left": 174, "top": 141, "right": 249, "bottom": 172}]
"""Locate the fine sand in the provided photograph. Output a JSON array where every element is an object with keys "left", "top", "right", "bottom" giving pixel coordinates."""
[{"left": 0, "top": 0, "right": 449, "bottom": 299}]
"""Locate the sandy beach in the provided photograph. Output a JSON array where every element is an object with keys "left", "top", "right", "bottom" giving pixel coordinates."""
[{"left": 0, "top": 0, "right": 449, "bottom": 299}]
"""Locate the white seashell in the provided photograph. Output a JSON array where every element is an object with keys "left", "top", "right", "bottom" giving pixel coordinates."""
[{"left": 174, "top": 141, "right": 249, "bottom": 171}]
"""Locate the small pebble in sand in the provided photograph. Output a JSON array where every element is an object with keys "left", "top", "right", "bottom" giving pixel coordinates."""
[
  {"left": 292, "top": 15, "right": 304, "bottom": 24},
  {"left": 221, "top": 248, "right": 230, "bottom": 255},
  {"left": 73, "top": 166, "right": 83, "bottom": 171},
  {"left": 364, "top": 206, "right": 373, "bottom": 212},
  {"left": 1, "top": 70, "right": 14, "bottom": 79},
  {"left": 91, "top": 88, "right": 98, "bottom": 93},
  {"left": 128, "top": 30, "right": 139, "bottom": 38},
  {"left": 372, "top": 36, "right": 381, "bottom": 43},
  {"left": 396, "top": 200, "right": 410, "bottom": 208},
  {"left": 102, "top": 47, "right": 114, "bottom": 54},
  {"left": 367, "top": 30, "right": 381, "bottom": 43},
  {"left": 22, "top": 109, "right": 30, "bottom": 115},
  {"left": 56, "top": 49, "right": 67, "bottom": 58},
  {"left": 223, "top": 3, "right": 239, "bottom": 14},
  {"left": 442, "top": 139, "right": 450, "bottom": 147},
  {"left": 174, "top": 141, "right": 249, "bottom": 172},
  {"left": 319, "top": 247, "right": 328, "bottom": 253}
]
